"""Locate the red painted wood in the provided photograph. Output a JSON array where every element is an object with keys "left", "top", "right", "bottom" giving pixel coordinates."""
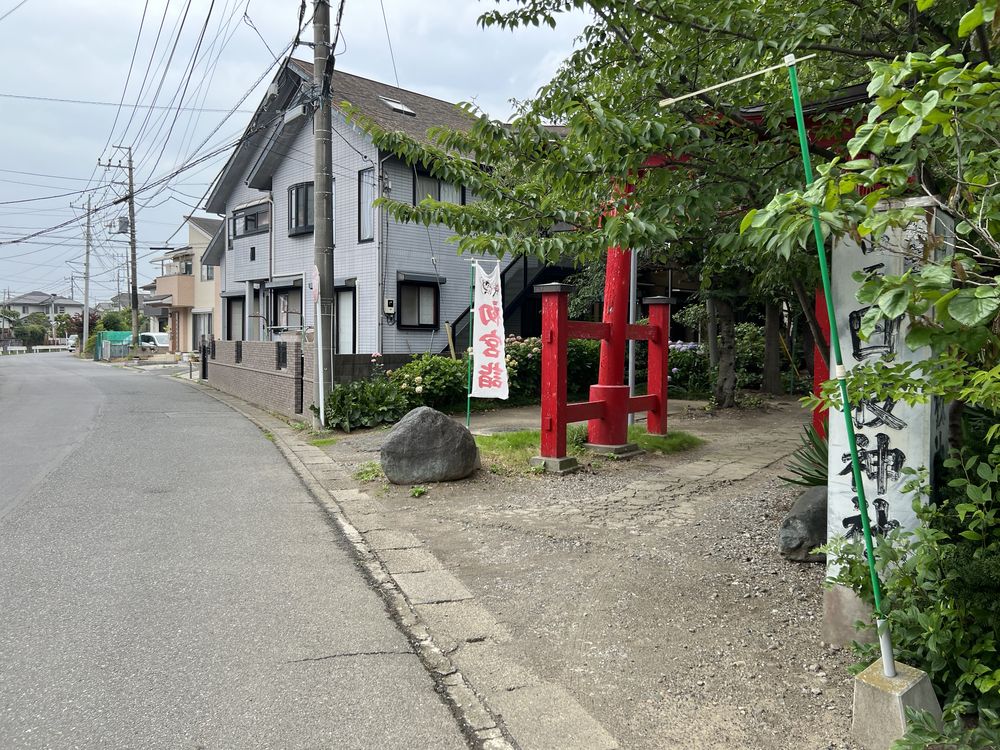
[
  {"left": 565, "top": 321, "right": 610, "bottom": 341},
  {"left": 598, "top": 245, "right": 631, "bottom": 387},
  {"left": 813, "top": 288, "right": 830, "bottom": 438},
  {"left": 627, "top": 394, "right": 658, "bottom": 412},
  {"left": 539, "top": 289, "right": 570, "bottom": 457},
  {"left": 646, "top": 302, "right": 671, "bottom": 434},
  {"left": 565, "top": 400, "right": 607, "bottom": 423},
  {"left": 625, "top": 324, "right": 657, "bottom": 342},
  {"left": 588, "top": 384, "right": 631, "bottom": 444}
]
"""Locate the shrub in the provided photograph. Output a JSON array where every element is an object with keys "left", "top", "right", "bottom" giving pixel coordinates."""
[
  {"left": 504, "top": 336, "right": 542, "bottom": 398},
  {"left": 668, "top": 343, "right": 712, "bottom": 397},
  {"left": 824, "top": 437, "right": 1000, "bottom": 716},
  {"left": 734, "top": 322, "right": 765, "bottom": 390},
  {"left": 323, "top": 376, "right": 408, "bottom": 432},
  {"left": 567, "top": 338, "right": 600, "bottom": 396},
  {"left": 390, "top": 353, "right": 467, "bottom": 411},
  {"left": 892, "top": 707, "right": 999, "bottom": 749},
  {"left": 779, "top": 423, "right": 829, "bottom": 487}
]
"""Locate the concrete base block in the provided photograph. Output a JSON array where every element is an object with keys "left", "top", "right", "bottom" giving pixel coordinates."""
[
  {"left": 823, "top": 584, "right": 876, "bottom": 647},
  {"left": 529, "top": 455, "right": 580, "bottom": 475},
  {"left": 584, "top": 442, "right": 644, "bottom": 459},
  {"left": 852, "top": 659, "right": 941, "bottom": 750}
]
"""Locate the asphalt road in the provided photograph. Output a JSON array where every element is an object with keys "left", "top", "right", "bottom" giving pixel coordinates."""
[{"left": 0, "top": 354, "right": 466, "bottom": 749}]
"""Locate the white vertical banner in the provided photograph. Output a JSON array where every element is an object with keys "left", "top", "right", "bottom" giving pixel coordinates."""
[
  {"left": 826, "top": 200, "right": 950, "bottom": 575},
  {"left": 471, "top": 260, "right": 509, "bottom": 399}
]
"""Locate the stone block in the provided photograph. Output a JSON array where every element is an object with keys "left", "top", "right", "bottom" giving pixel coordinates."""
[{"left": 852, "top": 659, "right": 942, "bottom": 750}]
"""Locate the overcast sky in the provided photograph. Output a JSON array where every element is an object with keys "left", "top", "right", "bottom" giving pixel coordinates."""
[{"left": 0, "top": 0, "right": 586, "bottom": 302}]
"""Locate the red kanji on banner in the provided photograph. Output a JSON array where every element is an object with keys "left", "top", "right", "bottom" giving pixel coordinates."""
[
  {"left": 478, "top": 362, "right": 504, "bottom": 389},
  {"left": 478, "top": 330, "right": 502, "bottom": 358},
  {"left": 478, "top": 301, "right": 501, "bottom": 326}
]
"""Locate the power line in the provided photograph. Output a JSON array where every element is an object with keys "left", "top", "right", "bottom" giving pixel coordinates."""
[
  {"left": 0, "top": 0, "right": 30, "bottom": 24},
  {"left": 378, "top": 0, "right": 400, "bottom": 88},
  {"left": 0, "top": 92, "right": 253, "bottom": 113}
]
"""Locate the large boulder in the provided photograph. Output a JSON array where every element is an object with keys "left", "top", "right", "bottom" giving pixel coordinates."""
[
  {"left": 380, "top": 407, "right": 480, "bottom": 485},
  {"left": 778, "top": 486, "right": 827, "bottom": 563}
]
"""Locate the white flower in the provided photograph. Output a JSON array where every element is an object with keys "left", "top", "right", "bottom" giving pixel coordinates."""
[
  {"left": 415, "top": 376, "right": 423, "bottom": 384},
  {"left": 415, "top": 385, "right": 423, "bottom": 394}
]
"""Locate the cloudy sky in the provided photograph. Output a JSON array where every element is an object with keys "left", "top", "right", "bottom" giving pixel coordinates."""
[{"left": 0, "top": 0, "right": 586, "bottom": 302}]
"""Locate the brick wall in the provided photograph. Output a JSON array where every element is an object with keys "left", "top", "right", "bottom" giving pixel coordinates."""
[
  {"left": 207, "top": 341, "right": 416, "bottom": 419},
  {"left": 207, "top": 340, "right": 313, "bottom": 419}
]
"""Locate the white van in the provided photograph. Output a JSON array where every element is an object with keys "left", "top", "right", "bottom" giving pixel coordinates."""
[{"left": 138, "top": 332, "right": 169, "bottom": 352}]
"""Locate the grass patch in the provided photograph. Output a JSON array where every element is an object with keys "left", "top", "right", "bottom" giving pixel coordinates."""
[
  {"left": 627, "top": 425, "right": 705, "bottom": 453},
  {"left": 354, "top": 461, "right": 385, "bottom": 482},
  {"left": 410, "top": 485, "right": 427, "bottom": 497},
  {"left": 476, "top": 424, "right": 703, "bottom": 473},
  {"left": 476, "top": 427, "right": 587, "bottom": 475},
  {"left": 309, "top": 436, "right": 338, "bottom": 447},
  {"left": 261, "top": 430, "right": 275, "bottom": 442}
]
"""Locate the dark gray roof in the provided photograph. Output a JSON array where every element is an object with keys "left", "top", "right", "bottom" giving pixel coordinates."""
[
  {"left": 288, "top": 59, "right": 476, "bottom": 144},
  {"left": 5, "top": 291, "right": 80, "bottom": 307},
  {"left": 187, "top": 215, "right": 223, "bottom": 238},
  {"left": 201, "top": 223, "right": 225, "bottom": 266}
]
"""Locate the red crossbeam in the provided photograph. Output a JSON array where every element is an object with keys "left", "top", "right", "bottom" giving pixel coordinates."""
[
  {"left": 565, "top": 321, "right": 609, "bottom": 341},
  {"left": 565, "top": 400, "right": 606, "bottom": 423}
]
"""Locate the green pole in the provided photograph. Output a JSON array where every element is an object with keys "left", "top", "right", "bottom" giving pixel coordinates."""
[
  {"left": 785, "top": 55, "right": 896, "bottom": 676},
  {"left": 466, "top": 261, "right": 474, "bottom": 428}
]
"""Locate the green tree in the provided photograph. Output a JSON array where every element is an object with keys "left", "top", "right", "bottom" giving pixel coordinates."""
[
  {"left": 346, "top": 0, "right": 985, "bottom": 405},
  {"left": 100, "top": 309, "right": 132, "bottom": 332},
  {"left": 13, "top": 312, "right": 49, "bottom": 348},
  {"left": 746, "top": 6, "right": 1000, "bottom": 434}
]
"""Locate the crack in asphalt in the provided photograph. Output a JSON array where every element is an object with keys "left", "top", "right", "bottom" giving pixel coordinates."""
[{"left": 285, "top": 650, "right": 414, "bottom": 664}]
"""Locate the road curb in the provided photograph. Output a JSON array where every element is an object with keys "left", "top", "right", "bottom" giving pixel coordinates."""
[{"left": 177, "top": 379, "right": 520, "bottom": 750}]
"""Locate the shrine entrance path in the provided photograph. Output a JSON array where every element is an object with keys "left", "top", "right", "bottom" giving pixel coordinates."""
[{"left": 320, "top": 397, "right": 860, "bottom": 750}]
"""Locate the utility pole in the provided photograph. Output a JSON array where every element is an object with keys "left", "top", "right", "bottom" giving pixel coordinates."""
[
  {"left": 313, "top": 0, "right": 336, "bottom": 423},
  {"left": 82, "top": 195, "right": 92, "bottom": 355},
  {"left": 100, "top": 146, "right": 139, "bottom": 351}
]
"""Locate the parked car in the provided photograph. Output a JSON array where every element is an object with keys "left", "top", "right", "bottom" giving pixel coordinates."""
[
  {"left": 65, "top": 334, "right": 79, "bottom": 351},
  {"left": 131, "top": 332, "right": 169, "bottom": 352}
]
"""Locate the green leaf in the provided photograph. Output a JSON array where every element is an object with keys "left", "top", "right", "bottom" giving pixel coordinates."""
[
  {"left": 916, "top": 0, "right": 936, "bottom": 9},
  {"left": 739, "top": 209, "right": 757, "bottom": 234},
  {"left": 905, "top": 325, "right": 935, "bottom": 350},
  {"left": 958, "top": 3, "right": 985, "bottom": 37},
  {"left": 877, "top": 288, "right": 909, "bottom": 318},
  {"left": 948, "top": 288, "right": 1000, "bottom": 325}
]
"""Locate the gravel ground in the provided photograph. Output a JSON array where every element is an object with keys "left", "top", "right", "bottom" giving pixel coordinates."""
[{"left": 322, "top": 403, "right": 864, "bottom": 749}]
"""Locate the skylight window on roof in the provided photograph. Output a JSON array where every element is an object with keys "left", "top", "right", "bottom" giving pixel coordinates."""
[{"left": 378, "top": 95, "right": 416, "bottom": 116}]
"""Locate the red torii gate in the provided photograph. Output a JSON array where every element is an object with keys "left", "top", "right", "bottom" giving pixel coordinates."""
[{"left": 530, "top": 156, "right": 674, "bottom": 473}]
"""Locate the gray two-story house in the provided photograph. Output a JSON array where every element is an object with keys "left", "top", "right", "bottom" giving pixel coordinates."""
[
  {"left": 1, "top": 291, "right": 83, "bottom": 335},
  {"left": 201, "top": 58, "right": 564, "bottom": 357}
]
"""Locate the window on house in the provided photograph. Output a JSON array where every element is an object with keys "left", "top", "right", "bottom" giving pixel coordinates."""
[
  {"left": 359, "top": 168, "right": 375, "bottom": 242},
  {"left": 377, "top": 95, "right": 416, "bottom": 116},
  {"left": 200, "top": 264, "right": 215, "bottom": 281},
  {"left": 232, "top": 204, "right": 269, "bottom": 237},
  {"left": 440, "top": 182, "right": 463, "bottom": 204},
  {"left": 249, "top": 246, "right": 256, "bottom": 262},
  {"left": 288, "top": 182, "right": 314, "bottom": 235},
  {"left": 22, "top": 306, "right": 28, "bottom": 314},
  {"left": 398, "top": 282, "right": 438, "bottom": 329},
  {"left": 414, "top": 171, "right": 439, "bottom": 203},
  {"left": 58, "top": 306, "right": 65, "bottom": 313}
]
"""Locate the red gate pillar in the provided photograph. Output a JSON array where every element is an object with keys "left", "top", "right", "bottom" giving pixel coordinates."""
[
  {"left": 645, "top": 296, "right": 674, "bottom": 435},
  {"left": 530, "top": 283, "right": 580, "bottom": 474},
  {"left": 588, "top": 245, "right": 633, "bottom": 448}
]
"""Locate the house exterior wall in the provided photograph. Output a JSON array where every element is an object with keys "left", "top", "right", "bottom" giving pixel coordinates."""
[{"left": 208, "top": 85, "right": 509, "bottom": 357}]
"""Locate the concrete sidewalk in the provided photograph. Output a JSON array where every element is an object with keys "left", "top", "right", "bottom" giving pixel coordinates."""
[{"left": 183, "top": 380, "right": 620, "bottom": 750}]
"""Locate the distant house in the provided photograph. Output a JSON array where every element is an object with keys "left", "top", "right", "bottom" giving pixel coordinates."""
[
  {"left": 201, "top": 58, "right": 569, "bottom": 355},
  {"left": 145, "top": 216, "right": 223, "bottom": 352},
  {"left": 1, "top": 291, "right": 83, "bottom": 335}
]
